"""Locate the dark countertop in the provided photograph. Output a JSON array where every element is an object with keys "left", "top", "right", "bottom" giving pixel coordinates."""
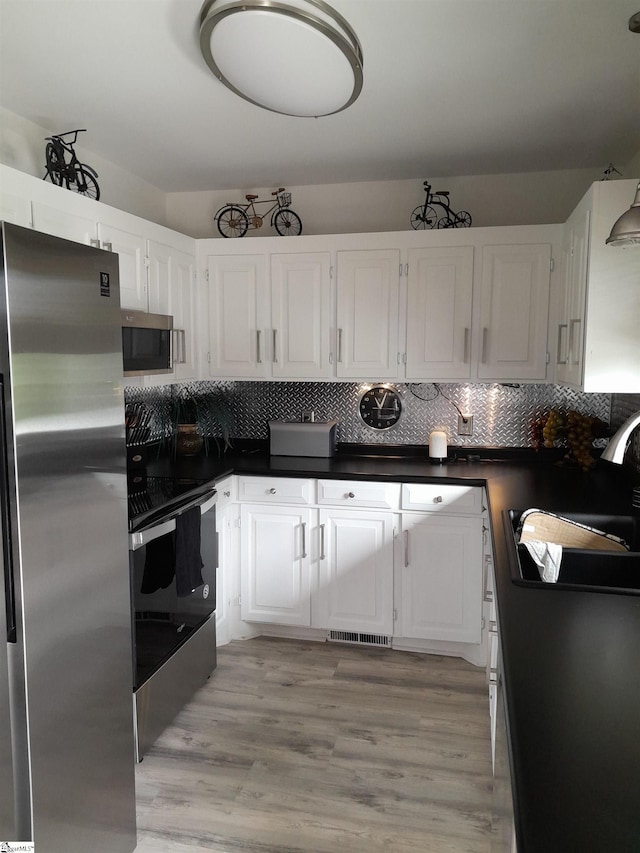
[{"left": 147, "top": 445, "right": 640, "bottom": 852}]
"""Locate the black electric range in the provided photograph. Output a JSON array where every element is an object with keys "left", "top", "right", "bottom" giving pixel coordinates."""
[{"left": 127, "top": 474, "right": 214, "bottom": 532}]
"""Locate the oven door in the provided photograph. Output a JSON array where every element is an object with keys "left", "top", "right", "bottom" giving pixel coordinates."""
[{"left": 128, "top": 489, "right": 217, "bottom": 690}]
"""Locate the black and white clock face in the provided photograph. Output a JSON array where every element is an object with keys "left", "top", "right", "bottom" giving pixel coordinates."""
[{"left": 359, "top": 385, "right": 403, "bottom": 430}]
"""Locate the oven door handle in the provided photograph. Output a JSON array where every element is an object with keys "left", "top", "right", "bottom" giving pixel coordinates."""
[{"left": 129, "top": 491, "right": 217, "bottom": 551}]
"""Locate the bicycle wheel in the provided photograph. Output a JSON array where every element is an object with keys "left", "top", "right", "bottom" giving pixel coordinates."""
[
  {"left": 437, "top": 216, "right": 455, "bottom": 229},
  {"left": 216, "top": 205, "right": 249, "bottom": 238},
  {"left": 273, "top": 208, "right": 302, "bottom": 236},
  {"left": 411, "top": 204, "right": 440, "bottom": 229},
  {"left": 454, "top": 210, "right": 472, "bottom": 228},
  {"left": 44, "top": 142, "right": 64, "bottom": 185},
  {"left": 73, "top": 166, "right": 100, "bottom": 200}
]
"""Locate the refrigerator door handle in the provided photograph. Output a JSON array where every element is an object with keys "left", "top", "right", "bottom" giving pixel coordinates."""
[{"left": 0, "top": 382, "right": 16, "bottom": 642}]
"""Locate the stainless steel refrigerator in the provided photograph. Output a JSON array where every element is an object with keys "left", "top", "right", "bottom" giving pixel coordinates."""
[{"left": 0, "top": 223, "right": 136, "bottom": 851}]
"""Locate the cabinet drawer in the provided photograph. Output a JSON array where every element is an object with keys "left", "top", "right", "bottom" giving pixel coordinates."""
[
  {"left": 238, "top": 476, "right": 314, "bottom": 505},
  {"left": 401, "top": 483, "right": 482, "bottom": 514},
  {"left": 317, "top": 479, "right": 400, "bottom": 509},
  {"left": 215, "top": 475, "right": 236, "bottom": 511}
]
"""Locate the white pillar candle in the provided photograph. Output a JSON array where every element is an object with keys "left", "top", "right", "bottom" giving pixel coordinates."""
[{"left": 429, "top": 430, "right": 447, "bottom": 460}]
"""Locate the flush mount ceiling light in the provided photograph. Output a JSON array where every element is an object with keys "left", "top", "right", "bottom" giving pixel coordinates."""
[
  {"left": 199, "top": 0, "right": 363, "bottom": 117},
  {"left": 606, "top": 182, "right": 640, "bottom": 247}
]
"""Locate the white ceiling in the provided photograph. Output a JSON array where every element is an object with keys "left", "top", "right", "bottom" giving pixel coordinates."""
[{"left": 1, "top": 0, "right": 639, "bottom": 193}]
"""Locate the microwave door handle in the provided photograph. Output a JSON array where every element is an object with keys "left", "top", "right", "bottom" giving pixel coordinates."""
[{"left": 129, "top": 491, "right": 218, "bottom": 551}]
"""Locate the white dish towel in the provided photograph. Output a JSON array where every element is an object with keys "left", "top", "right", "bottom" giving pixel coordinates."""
[{"left": 523, "top": 540, "right": 563, "bottom": 583}]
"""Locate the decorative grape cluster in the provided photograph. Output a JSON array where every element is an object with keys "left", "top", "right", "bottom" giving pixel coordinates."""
[{"left": 532, "top": 408, "right": 607, "bottom": 470}]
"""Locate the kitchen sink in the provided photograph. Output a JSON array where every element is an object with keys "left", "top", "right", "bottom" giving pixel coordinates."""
[{"left": 506, "top": 510, "right": 640, "bottom": 595}]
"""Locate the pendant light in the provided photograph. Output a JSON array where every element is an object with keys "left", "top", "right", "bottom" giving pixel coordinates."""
[
  {"left": 606, "top": 181, "right": 640, "bottom": 247},
  {"left": 199, "top": 0, "right": 363, "bottom": 118}
]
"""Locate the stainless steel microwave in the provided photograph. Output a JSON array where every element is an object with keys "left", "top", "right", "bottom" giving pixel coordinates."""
[{"left": 122, "top": 310, "right": 173, "bottom": 376}]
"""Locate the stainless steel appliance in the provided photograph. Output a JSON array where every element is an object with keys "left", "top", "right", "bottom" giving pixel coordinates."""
[
  {"left": 128, "top": 478, "right": 217, "bottom": 761},
  {"left": 122, "top": 308, "right": 173, "bottom": 376},
  {"left": 0, "top": 224, "right": 136, "bottom": 850}
]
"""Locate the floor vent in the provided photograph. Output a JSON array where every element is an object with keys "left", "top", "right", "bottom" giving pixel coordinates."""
[{"left": 328, "top": 630, "right": 392, "bottom": 647}]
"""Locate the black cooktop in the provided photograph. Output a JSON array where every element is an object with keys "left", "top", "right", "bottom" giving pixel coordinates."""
[{"left": 127, "top": 475, "right": 213, "bottom": 533}]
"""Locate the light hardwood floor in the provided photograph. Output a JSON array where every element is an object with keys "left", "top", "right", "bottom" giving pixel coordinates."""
[{"left": 134, "top": 637, "right": 492, "bottom": 853}]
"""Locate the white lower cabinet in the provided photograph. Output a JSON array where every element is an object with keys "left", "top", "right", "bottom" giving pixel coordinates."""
[
  {"left": 399, "top": 513, "right": 483, "bottom": 644},
  {"left": 316, "top": 508, "right": 395, "bottom": 635},
  {"left": 240, "top": 503, "right": 312, "bottom": 626}
]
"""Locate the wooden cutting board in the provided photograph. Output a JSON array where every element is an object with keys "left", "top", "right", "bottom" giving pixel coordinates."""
[{"left": 518, "top": 509, "right": 629, "bottom": 552}]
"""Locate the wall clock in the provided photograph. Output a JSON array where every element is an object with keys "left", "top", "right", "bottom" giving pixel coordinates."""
[{"left": 358, "top": 385, "right": 403, "bottom": 430}]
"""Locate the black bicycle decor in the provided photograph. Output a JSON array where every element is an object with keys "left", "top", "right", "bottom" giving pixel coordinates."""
[
  {"left": 215, "top": 188, "right": 302, "bottom": 237},
  {"left": 410, "top": 181, "right": 471, "bottom": 229},
  {"left": 43, "top": 129, "right": 100, "bottom": 200}
]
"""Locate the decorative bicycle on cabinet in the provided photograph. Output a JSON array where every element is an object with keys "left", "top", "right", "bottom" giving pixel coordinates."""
[
  {"left": 215, "top": 188, "right": 302, "bottom": 237},
  {"left": 410, "top": 180, "right": 471, "bottom": 229},
  {"left": 43, "top": 129, "right": 100, "bottom": 200}
]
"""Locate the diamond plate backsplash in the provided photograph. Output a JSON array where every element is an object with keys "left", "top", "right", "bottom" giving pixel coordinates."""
[{"left": 125, "top": 381, "right": 614, "bottom": 450}]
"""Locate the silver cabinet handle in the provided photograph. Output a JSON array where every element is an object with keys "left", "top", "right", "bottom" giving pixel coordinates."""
[
  {"left": 556, "top": 323, "right": 568, "bottom": 364},
  {"left": 269, "top": 487, "right": 277, "bottom": 495},
  {"left": 172, "top": 329, "right": 187, "bottom": 364},
  {"left": 90, "top": 238, "right": 101, "bottom": 249},
  {"left": 347, "top": 491, "right": 355, "bottom": 499},
  {"left": 337, "top": 328, "right": 343, "bottom": 363},
  {"left": 320, "top": 523, "right": 325, "bottom": 560},
  {"left": 404, "top": 530, "right": 409, "bottom": 568},
  {"left": 301, "top": 522, "right": 307, "bottom": 559},
  {"left": 181, "top": 329, "right": 187, "bottom": 364},
  {"left": 272, "top": 329, "right": 278, "bottom": 363},
  {"left": 102, "top": 241, "right": 113, "bottom": 252},
  {"left": 481, "top": 327, "right": 488, "bottom": 363},
  {"left": 463, "top": 327, "right": 470, "bottom": 364},
  {"left": 433, "top": 495, "right": 443, "bottom": 504},
  {"left": 256, "top": 329, "right": 262, "bottom": 364},
  {"left": 569, "top": 318, "right": 581, "bottom": 365}
]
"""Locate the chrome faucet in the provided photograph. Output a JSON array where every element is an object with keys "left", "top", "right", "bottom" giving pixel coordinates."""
[{"left": 601, "top": 410, "right": 640, "bottom": 464}]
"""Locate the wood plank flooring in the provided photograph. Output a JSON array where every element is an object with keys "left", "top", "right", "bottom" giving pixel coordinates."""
[{"left": 134, "top": 637, "right": 492, "bottom": 853}]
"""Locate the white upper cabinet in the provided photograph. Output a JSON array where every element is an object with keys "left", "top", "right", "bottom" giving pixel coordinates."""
[
  {"left": 0, "top": 191, "right": 32, "bottom": 228},
  {"left": 336, "top": 249, "right": 400, "bottom": 379},
  {"left": 148, "top": 240, "right": 198, "bottom": 380},
  {"left": 206, "top": 254, "right": 268, "bottom": 379},
  {"left": 405, "top": 246, "right": 474, "bottom": 381},
  {"left": 271, "top": 252, "right": 332, "bottom": 379},
  {"left": 555, "top": 179, "right": 640, "bottom": 393},
  {"left": 478, "top": 243, "right": 551, "bottom": 381},
  {"left": 99, "top": 222, "right": 148, "bottom": 312}
]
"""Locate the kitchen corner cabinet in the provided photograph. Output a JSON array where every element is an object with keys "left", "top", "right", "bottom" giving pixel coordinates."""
[
  {"left": 400, "top": 512, "right": 483, "bottom": 644},
  {"left": 336, "top": 249, "right": 400, "bottom": 378},
  {"left": 478, "top": 243, "right": 551, "bottom": 381},
  {"left": 405, "top": 246, "right": 474, "bottom": 381},
  {"left": 555, "top": 178, "right": 640, "bottom": 392}
]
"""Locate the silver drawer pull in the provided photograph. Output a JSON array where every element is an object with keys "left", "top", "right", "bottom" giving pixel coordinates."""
[
  {"left": 269, "top": 488, "right": 277, "bottom": 495},
  {"left": 433, "top": 495, "right": 443, "bottom": 503},
  {"left": 347, "top": 491, "right": 355, "bottom": 499}
]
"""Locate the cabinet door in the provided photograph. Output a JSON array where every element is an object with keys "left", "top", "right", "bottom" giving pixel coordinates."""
[
  {"left": 97, "top": 221, "right": 147, "bottom": 311},
  {"left": 207, "top": 255, "right": 268, "bottom": 378},
  {"left": 557, "top": 209, "right": 589, "bottom": 386},
  {"left": 478, "top": 244, "right": 551, "bottom": 381},
  {"left": 31, "top": 200, "right": 98, "bottom": 246},
  {"left": 316, "top": 509, "right": 394, "bottom": 635},
  {"left": 406, "top": 246, "right": 474, "bottom": 381},
  {"left": 336, "top": 249, "right": 400, "bottom": 378},
  {"left": 240, "top": 504, "right": 311, "bottom": 626},
  {"left": 400, "top": 513, "right": 482, "bottom": 644},
  {"left": 271, "top": 252, "right": 332, "bottom": 378}
]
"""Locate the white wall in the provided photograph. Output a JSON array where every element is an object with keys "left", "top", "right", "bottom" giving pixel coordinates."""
[
  {"left": 164, "top": 167, "right": 616, "bottom": 239},
  {"left": 0, "top": 107, "right": 167, "bottom": 224}
]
